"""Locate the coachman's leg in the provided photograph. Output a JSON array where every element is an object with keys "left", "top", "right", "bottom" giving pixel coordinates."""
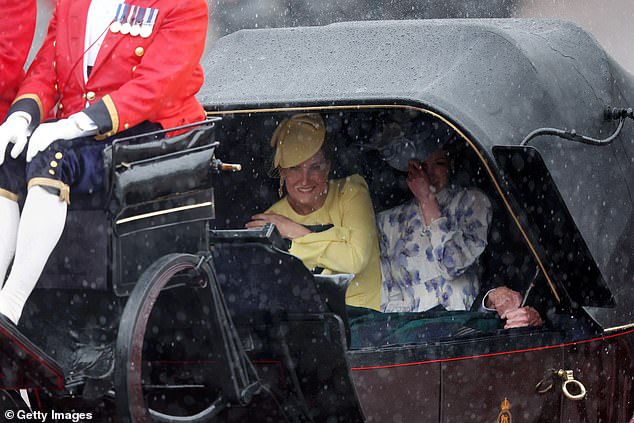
[{"left": 0, "top": 186, "right": 66, "bottom": 324}]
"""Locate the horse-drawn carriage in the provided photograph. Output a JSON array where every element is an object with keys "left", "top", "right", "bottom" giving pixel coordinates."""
[{"left": 2, "top": 18, "right": 634, "bottom": 422}]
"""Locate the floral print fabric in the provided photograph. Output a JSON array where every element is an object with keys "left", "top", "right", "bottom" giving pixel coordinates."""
[{"left": 378, "top": 187, "right": 492, "bottom": 312}]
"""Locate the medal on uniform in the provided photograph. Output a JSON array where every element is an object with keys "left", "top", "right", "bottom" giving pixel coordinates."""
[
  {"left": 140, "top": 8, "right": 158, "bottom": 39},
  {"left": 109, "top": 4, "right": 123, "bottom": 33},
  {"left": 120, "top": 5, "right": 133, "bottom": 35},
  {"left": 130, "top": 7, "right": 144, "bottom": 37}
]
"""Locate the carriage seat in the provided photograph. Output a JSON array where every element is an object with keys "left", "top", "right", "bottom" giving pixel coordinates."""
[{"left": 38, "top": 121, "right": 219, "bottom": 295}]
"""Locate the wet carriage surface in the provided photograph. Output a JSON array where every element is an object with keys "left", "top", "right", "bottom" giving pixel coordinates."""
[{"left": 2, "top": 19, "right": 634, "bottom": 422}]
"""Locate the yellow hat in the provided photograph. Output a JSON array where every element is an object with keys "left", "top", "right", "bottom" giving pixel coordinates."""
[{"left": 271, "top": 113, "right": 326, "bottom": 169}]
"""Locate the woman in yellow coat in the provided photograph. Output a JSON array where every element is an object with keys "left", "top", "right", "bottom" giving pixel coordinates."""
[{"left": 246, "top": 113, "right": 382, "bottom": 311}]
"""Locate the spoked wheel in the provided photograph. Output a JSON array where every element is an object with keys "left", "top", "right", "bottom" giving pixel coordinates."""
[{"left": 115, "top": 253, "right": 227, "bottom": 422}]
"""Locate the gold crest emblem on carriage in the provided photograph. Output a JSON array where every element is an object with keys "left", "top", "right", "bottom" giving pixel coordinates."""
[{"left": 497, "top": 398, "right": 512, "bottom": 423}]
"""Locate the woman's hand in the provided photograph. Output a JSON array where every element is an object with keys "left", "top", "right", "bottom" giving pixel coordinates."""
[
  {"left": 486, "top": 286, "right": 544, "bottom": 328},
  {"left": 406, "top": 159, "right": 434, "bottom": 202},
  {"left": 407, "top": 159, "right": 442, "bottom": 224},
  {"left": 245, "top": 212, "right": 312, "bottom": 240}
]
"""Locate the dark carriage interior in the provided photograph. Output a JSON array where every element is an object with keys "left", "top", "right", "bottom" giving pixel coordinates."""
[
  {"left": 211, "top": 108, "right": 539, "bottom": 303},
  {"left": 203, "top": 107, "right": 599, "bottom": 348}
]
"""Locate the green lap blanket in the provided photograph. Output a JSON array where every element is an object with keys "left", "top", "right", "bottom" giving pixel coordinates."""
[{"left": 347, "top": 306, "right": 502, "bottom": 349}]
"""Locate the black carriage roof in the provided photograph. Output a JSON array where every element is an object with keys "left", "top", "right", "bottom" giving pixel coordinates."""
[
  {"left": 200, "top": 19, "right": 634, "bottom": 330},
  {"left": 200, "top": 18, "right": 631, "bottom": 142}
]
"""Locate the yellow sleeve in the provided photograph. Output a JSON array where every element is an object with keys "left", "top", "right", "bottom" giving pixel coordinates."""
[
  {"left": 265, "top": 198, "right": 286, "bottom": 215},
  {"left": 289, "top": 175, "right": 377, "bottom": 274}
]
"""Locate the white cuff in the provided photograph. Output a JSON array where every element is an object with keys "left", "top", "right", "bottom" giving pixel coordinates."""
[
  {"left": 69, "top": 112, "right": 98, "bottom": 135},
  {"left": 9, "top": 112, "right": 32, "bottom": 126},
  {"left": 481, "top": 288, "right": 497, "bottom": 312}
]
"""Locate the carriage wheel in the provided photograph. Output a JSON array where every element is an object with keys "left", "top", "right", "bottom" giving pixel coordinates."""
[
  {"left": 115, "top": 253, "right": 225, "bottom": 422},
  {"left": 0, "top": 390, "right": 30, "bottom": 413}
]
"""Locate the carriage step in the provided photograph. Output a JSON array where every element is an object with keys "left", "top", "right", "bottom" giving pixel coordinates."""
[{"left": 0, "top": 315, "right": 64, "bottom": 390}]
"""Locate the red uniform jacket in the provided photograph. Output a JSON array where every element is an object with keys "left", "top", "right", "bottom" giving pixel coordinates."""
[
  {"left": 0, "top": 0, "right": 37, "bottom": 121},
  {"left": 11, "top": 0, "right": 207, "bottom": 137}
]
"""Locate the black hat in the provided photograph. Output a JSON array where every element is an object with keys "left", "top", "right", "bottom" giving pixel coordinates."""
[{"left": 369, "top": 120, "right": 456, "bottom": 171}]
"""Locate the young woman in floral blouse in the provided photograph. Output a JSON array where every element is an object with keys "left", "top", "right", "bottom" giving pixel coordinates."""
[
  {"left": 378, "top": 149, "right": 492, "bottom": 312},
  {"left": 378, "top": 147, "right": 542, "bottom": 328}
]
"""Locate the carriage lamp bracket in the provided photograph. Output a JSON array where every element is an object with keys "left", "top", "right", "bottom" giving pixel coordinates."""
[
  {"left": 211, "top": 158, "right": 242, "bottom": 173},
  {"left": 520, "top": 106, "right": 632, "bottom": 147}
]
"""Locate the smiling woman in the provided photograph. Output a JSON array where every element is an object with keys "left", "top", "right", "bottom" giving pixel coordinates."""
[{"left": 245, "top": 113, "right": 383, "bottom": 310}]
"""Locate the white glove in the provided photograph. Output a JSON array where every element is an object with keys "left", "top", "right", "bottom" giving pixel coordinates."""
[
  {"left": 0, "top": 113, "right": 31, "bottom": 165},
  {"left": 26, "top": 113, "right": 97, "bottom": 162}
]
